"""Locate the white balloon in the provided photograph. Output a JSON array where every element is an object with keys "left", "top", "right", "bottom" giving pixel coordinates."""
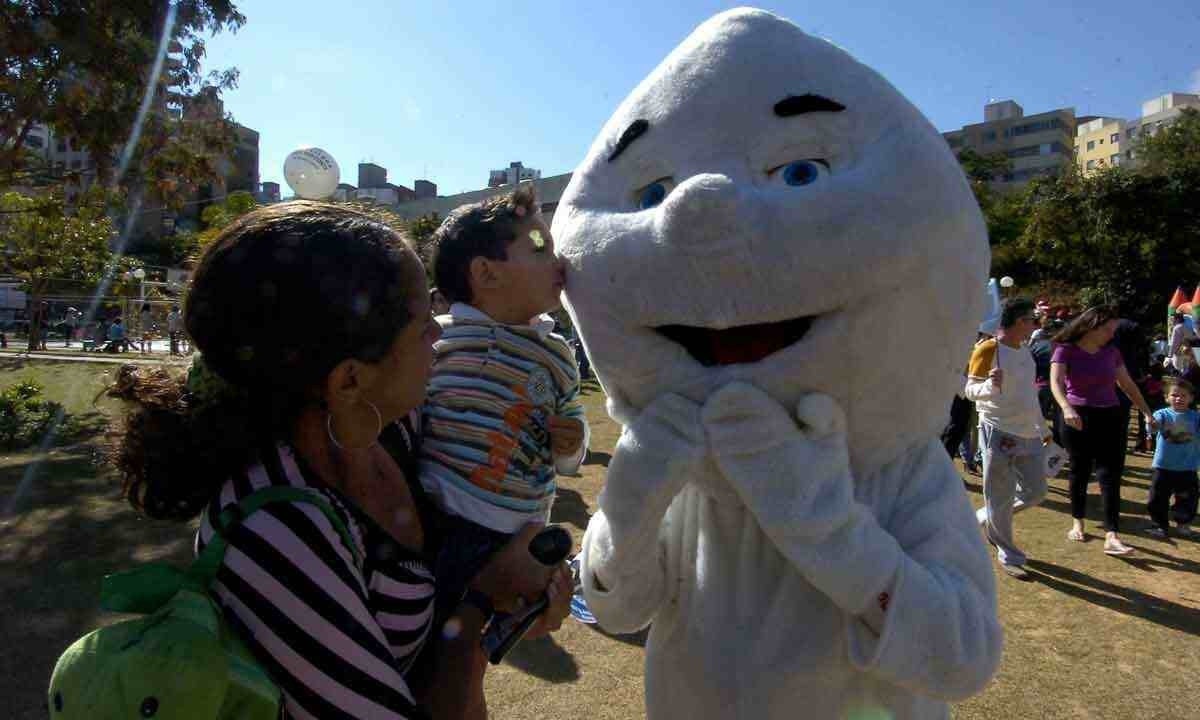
[{"left": 283, "top": 148, "right": 340, "bottom": 200}]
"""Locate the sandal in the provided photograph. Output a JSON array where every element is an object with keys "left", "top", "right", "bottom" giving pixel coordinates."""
[{"left": 1066, "top": 528, "right": 1085, "bottom": 542}]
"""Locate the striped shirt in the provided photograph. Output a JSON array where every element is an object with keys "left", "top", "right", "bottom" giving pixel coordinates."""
[
  {"left": 196, "top": 434, "right": 435, "bottom": 719},
  {"left": 420, "top": 304, "right": 587, "bottom": 533}
]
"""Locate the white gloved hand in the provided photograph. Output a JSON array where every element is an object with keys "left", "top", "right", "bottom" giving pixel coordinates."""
[
  {"left": 594, "top": 392, "right": 706, "bottom": 576},
  {"left": 702, "top": 383, "right": 854, "bottom": 540}
]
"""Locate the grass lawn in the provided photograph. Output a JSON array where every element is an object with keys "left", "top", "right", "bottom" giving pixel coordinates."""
[{"left": 2, "top": 360, "right": 1197, "bottom": 719}]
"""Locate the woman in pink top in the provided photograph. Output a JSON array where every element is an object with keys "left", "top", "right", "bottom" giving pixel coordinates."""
[{"left": 1050, "top": 306, "right": 1156, "bottom": 556}]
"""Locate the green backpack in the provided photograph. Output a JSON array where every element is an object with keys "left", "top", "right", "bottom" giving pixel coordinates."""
[{"left": 47, "top": 486, "right": 360, "bottom": 719}]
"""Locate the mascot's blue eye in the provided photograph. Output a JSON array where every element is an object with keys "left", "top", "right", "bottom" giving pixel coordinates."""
[
  {"left": 782, "top": 161, "right": 821, "bottom": 186},
  {"left": 638, "top": 182, "right": 668, "bottom": 209}
]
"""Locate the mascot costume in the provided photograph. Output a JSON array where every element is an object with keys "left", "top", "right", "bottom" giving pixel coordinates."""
[{"left": 552, "top": 9, "right": 1002, "bottom": 719}]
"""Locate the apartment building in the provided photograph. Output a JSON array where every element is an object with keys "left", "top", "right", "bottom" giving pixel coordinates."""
[
  {"left": 1075, "top": 116, "right": 1128, "bottom": 174},
  {"left": 943, "top": 100, "right": 1076, "bottom": 186},
  {"left": 1125, "top": 93, "right": 1200, "bottom": 166}
]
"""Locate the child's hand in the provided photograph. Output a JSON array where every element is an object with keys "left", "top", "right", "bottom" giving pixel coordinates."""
[{"left": 549, "top": 416, "right": 585, "bottom": 457}]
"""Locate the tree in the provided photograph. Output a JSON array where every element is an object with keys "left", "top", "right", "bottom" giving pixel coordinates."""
[
  {"left": 953, "top": 148, "right": 1031, "bottom": 277},
  {"left": 1016, "top": 165, "right": 1200, "bottom": 328},
  {"left": 406, "top": 213, "right": 441, "bottom": 264},
  {"left": 956, "top": 148, "right": 1012, "bottom": 187},
  {"left": 1, "top": 1, "right": 245, "bottom": 200},
  {"left": 174, "top": 188, "right": 257, "bottom": 264},
  {"left": 1137, "top": 107, "right": 1200, "bottom": 178},
  {"left": 0, "top": 189, "right": 120, "bottom": 345}
]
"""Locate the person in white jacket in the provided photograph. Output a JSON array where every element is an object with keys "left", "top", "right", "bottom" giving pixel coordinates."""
[
  {"left": 964, "top": 298, "right": 1051, "bottom": 579},
  {"left": 553, "top": 9, "right": 1002, "bottom": 719}
]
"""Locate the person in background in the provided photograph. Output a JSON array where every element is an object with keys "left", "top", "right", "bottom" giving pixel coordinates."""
[
  {"left": 964, "top": 298, "right": 1049, "bottom": 579},
  {"left": 1111, "top": 318, "right": 1148, "bottom": 453},
  {"left": 1030, "top": 319, "right": 1063, "bottom": 446},
  {"left": 1051, "top": 306, "right": 1157, "bottom": 556},
  {"left": 429, "top": 287, "right": 451, "bottom": 316},
  {"left": 106, "top": 317, "right": 127, "bottom": 353},
  {"left": 1168, "top": 312, "right": 1196, "bottom": 361},
  {"left": 28, "top": 301, "right": 48, "bottom": 351},
  {"left": 138, "top": 303, "right": 154, "bottom": 353},
  {"left": 1145, "top": 377, "right": 1199, "bottom": 538},
  {"left": 166, "top": 304, "right": 183, "bottom": 356},
  {"left": 64, "top": 307, "right": 80, "bottom": 347},
  {"left": 1141, "top": 359, "right": 1167, "bottom": 453}
]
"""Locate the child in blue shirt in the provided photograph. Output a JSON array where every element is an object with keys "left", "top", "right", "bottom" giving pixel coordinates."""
[{"left": 1147, "top": 377, "right": 1199, "bottom": 537}]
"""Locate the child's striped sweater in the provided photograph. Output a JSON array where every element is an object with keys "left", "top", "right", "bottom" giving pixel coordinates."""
[{"left": 420, "top": 305, "right": 588, "bottom": 532}]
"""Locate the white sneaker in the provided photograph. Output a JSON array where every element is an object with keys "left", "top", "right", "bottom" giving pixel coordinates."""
[{"left": 1104, "top": 538, "right": 1135, "bottom": 556}]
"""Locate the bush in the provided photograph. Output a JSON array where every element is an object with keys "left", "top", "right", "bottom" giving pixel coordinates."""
[{"left": 0, "top": 380, "right": 65, "bottom": 449}]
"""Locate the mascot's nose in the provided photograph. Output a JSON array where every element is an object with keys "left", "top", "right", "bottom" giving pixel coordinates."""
[{"left": 655, "top": 173, "right": 747, "bottom": 256}]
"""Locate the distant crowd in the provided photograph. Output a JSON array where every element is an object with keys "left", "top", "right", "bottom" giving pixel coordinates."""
[{"left": 944, "top": 301, "right": 1196, "bottom": 579}]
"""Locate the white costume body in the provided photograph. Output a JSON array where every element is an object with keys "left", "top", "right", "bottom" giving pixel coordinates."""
[{"left": 551, "top": 9, "right": 1002, "bottom": 719}]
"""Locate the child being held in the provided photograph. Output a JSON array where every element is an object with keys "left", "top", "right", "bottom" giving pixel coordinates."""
[
  {"left": 421, "top": 184, "right": 589, "bottom": 613},
  {"left": 1147, "top": 377, "right": 1199, "bottom": 538}
]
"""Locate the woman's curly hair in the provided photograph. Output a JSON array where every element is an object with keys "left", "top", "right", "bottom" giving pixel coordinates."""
[{"left": 113, "top": 201, "right": 424, "bottom": 520}]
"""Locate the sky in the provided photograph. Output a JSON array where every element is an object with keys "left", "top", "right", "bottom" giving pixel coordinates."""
[{"left": 202, "top": 0, "right": 1200, "bottom": 197}]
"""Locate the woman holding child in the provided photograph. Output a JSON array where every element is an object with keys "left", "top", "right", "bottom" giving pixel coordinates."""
[
  {"left": 113, "top": 200, "right": 571, "bottom": 719},
  {"left": 1050, "top": 305, "right": 1156, "bottom": 556}
]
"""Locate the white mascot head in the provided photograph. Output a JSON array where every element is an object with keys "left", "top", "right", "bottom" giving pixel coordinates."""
[{"left": 553, "top": 8, "right": 989, "bottom": 476}]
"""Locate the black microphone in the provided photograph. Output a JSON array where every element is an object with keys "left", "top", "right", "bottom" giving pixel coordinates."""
[{"left": 481, "top": 526, "right": 573, "bottom": 664}]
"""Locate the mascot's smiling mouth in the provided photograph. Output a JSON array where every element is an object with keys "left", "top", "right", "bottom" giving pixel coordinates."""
[{"left": 655, "top": 315, "right": 817, "bottom": 366}]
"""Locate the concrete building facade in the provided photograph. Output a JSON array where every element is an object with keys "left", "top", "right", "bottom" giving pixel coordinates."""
[
  {"left": 943, "top": 100, "right": 1076, "bottom": 186},
  {"left": 1075, "top": 116, "right": 1128, "bottom": 174},
  {"left": 332, "top": 162, "right": 437, "bottom": 205},
  {"left": 1124, "top": 93, "right": 1200, "bottom": 167},
  {"left": 391, "top": 172, "right": 572, "bottom": 227},
  {"left": 488, "top": 161, "right": 541, "bottom": 188}
]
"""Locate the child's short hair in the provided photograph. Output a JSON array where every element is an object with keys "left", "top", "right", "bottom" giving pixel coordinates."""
[
  {"left": 1163, "top": 376, "right": 1195, "bottom": 399},
  {"left": 431, "top": 184, "right": 540, "bottom": 304}
]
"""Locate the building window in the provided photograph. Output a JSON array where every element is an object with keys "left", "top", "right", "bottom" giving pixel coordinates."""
[
  {"left": 70, "top": 159, "right": 82, "bottom": 169},
  {"left": 983, "top": 131, "right": 996, "bottom": 142},
  {"left": 1126, "top": 128, "right": 1135, "bottom": 140},
  {"left": 1111, "top": 133, "right": 1120, "bottom": 144},
  {"left": 1086, "top": 140, "right": 1095, "bottom": 151},
  {"left": 1006, "top": 145, "right": 1043, "bottom": 159},
  {"left": 1110, "top": 154, "right": 1120, "bottom": 166},
  {"left": 1086, "top": 159, "right": 1096, "bottom": 170},
  {"left": 1126, "top": 150, "right": 1134, "bottom": 160},
  {"left": 56, "top": 140, "right": 67, "bottom": 153}
]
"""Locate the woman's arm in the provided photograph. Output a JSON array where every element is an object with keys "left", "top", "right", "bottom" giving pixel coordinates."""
[
  {"left": 427, "top": 523, "right": 560, "bottom": 719},
  {"left": 1116, "top": 364, "right": 1154, "bottom": 419},
  {"left": 1050, "top": 362, "right": 1081, "bottom": 430}
]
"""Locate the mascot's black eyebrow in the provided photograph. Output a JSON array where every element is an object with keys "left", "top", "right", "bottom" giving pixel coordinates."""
[
  {"left": 774, "top": 94, "right": 847, "bottom": 116},
  {"left": 607, "top": 119, "right": 649, "bottom": 163}
]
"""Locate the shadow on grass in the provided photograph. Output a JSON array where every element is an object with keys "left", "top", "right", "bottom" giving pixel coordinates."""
[
  {"left": 0, "top": 445, "right": 195, "bottom": 720},
  {"left": 587, "top": 623, "right": 649, "bottom": 648},
  {"left": 550, "top": 487, "right": 592, "bottom": 531},
  {"left": 502, "top": 635, "right": 580, "bottom": 682},
  {"left": 584, "top": 449, "right": 611, "bottom": 468},
  {"left": 1037, "top": 495, "right": 1150, "bottom": 524},
  {"left": 1025, "top": 559, "right": 1200, "bottom": 636}
]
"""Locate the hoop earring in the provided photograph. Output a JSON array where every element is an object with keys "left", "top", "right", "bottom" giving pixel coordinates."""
[{"left": 326, "top": 401, "right": 383, "bottom": 451}]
